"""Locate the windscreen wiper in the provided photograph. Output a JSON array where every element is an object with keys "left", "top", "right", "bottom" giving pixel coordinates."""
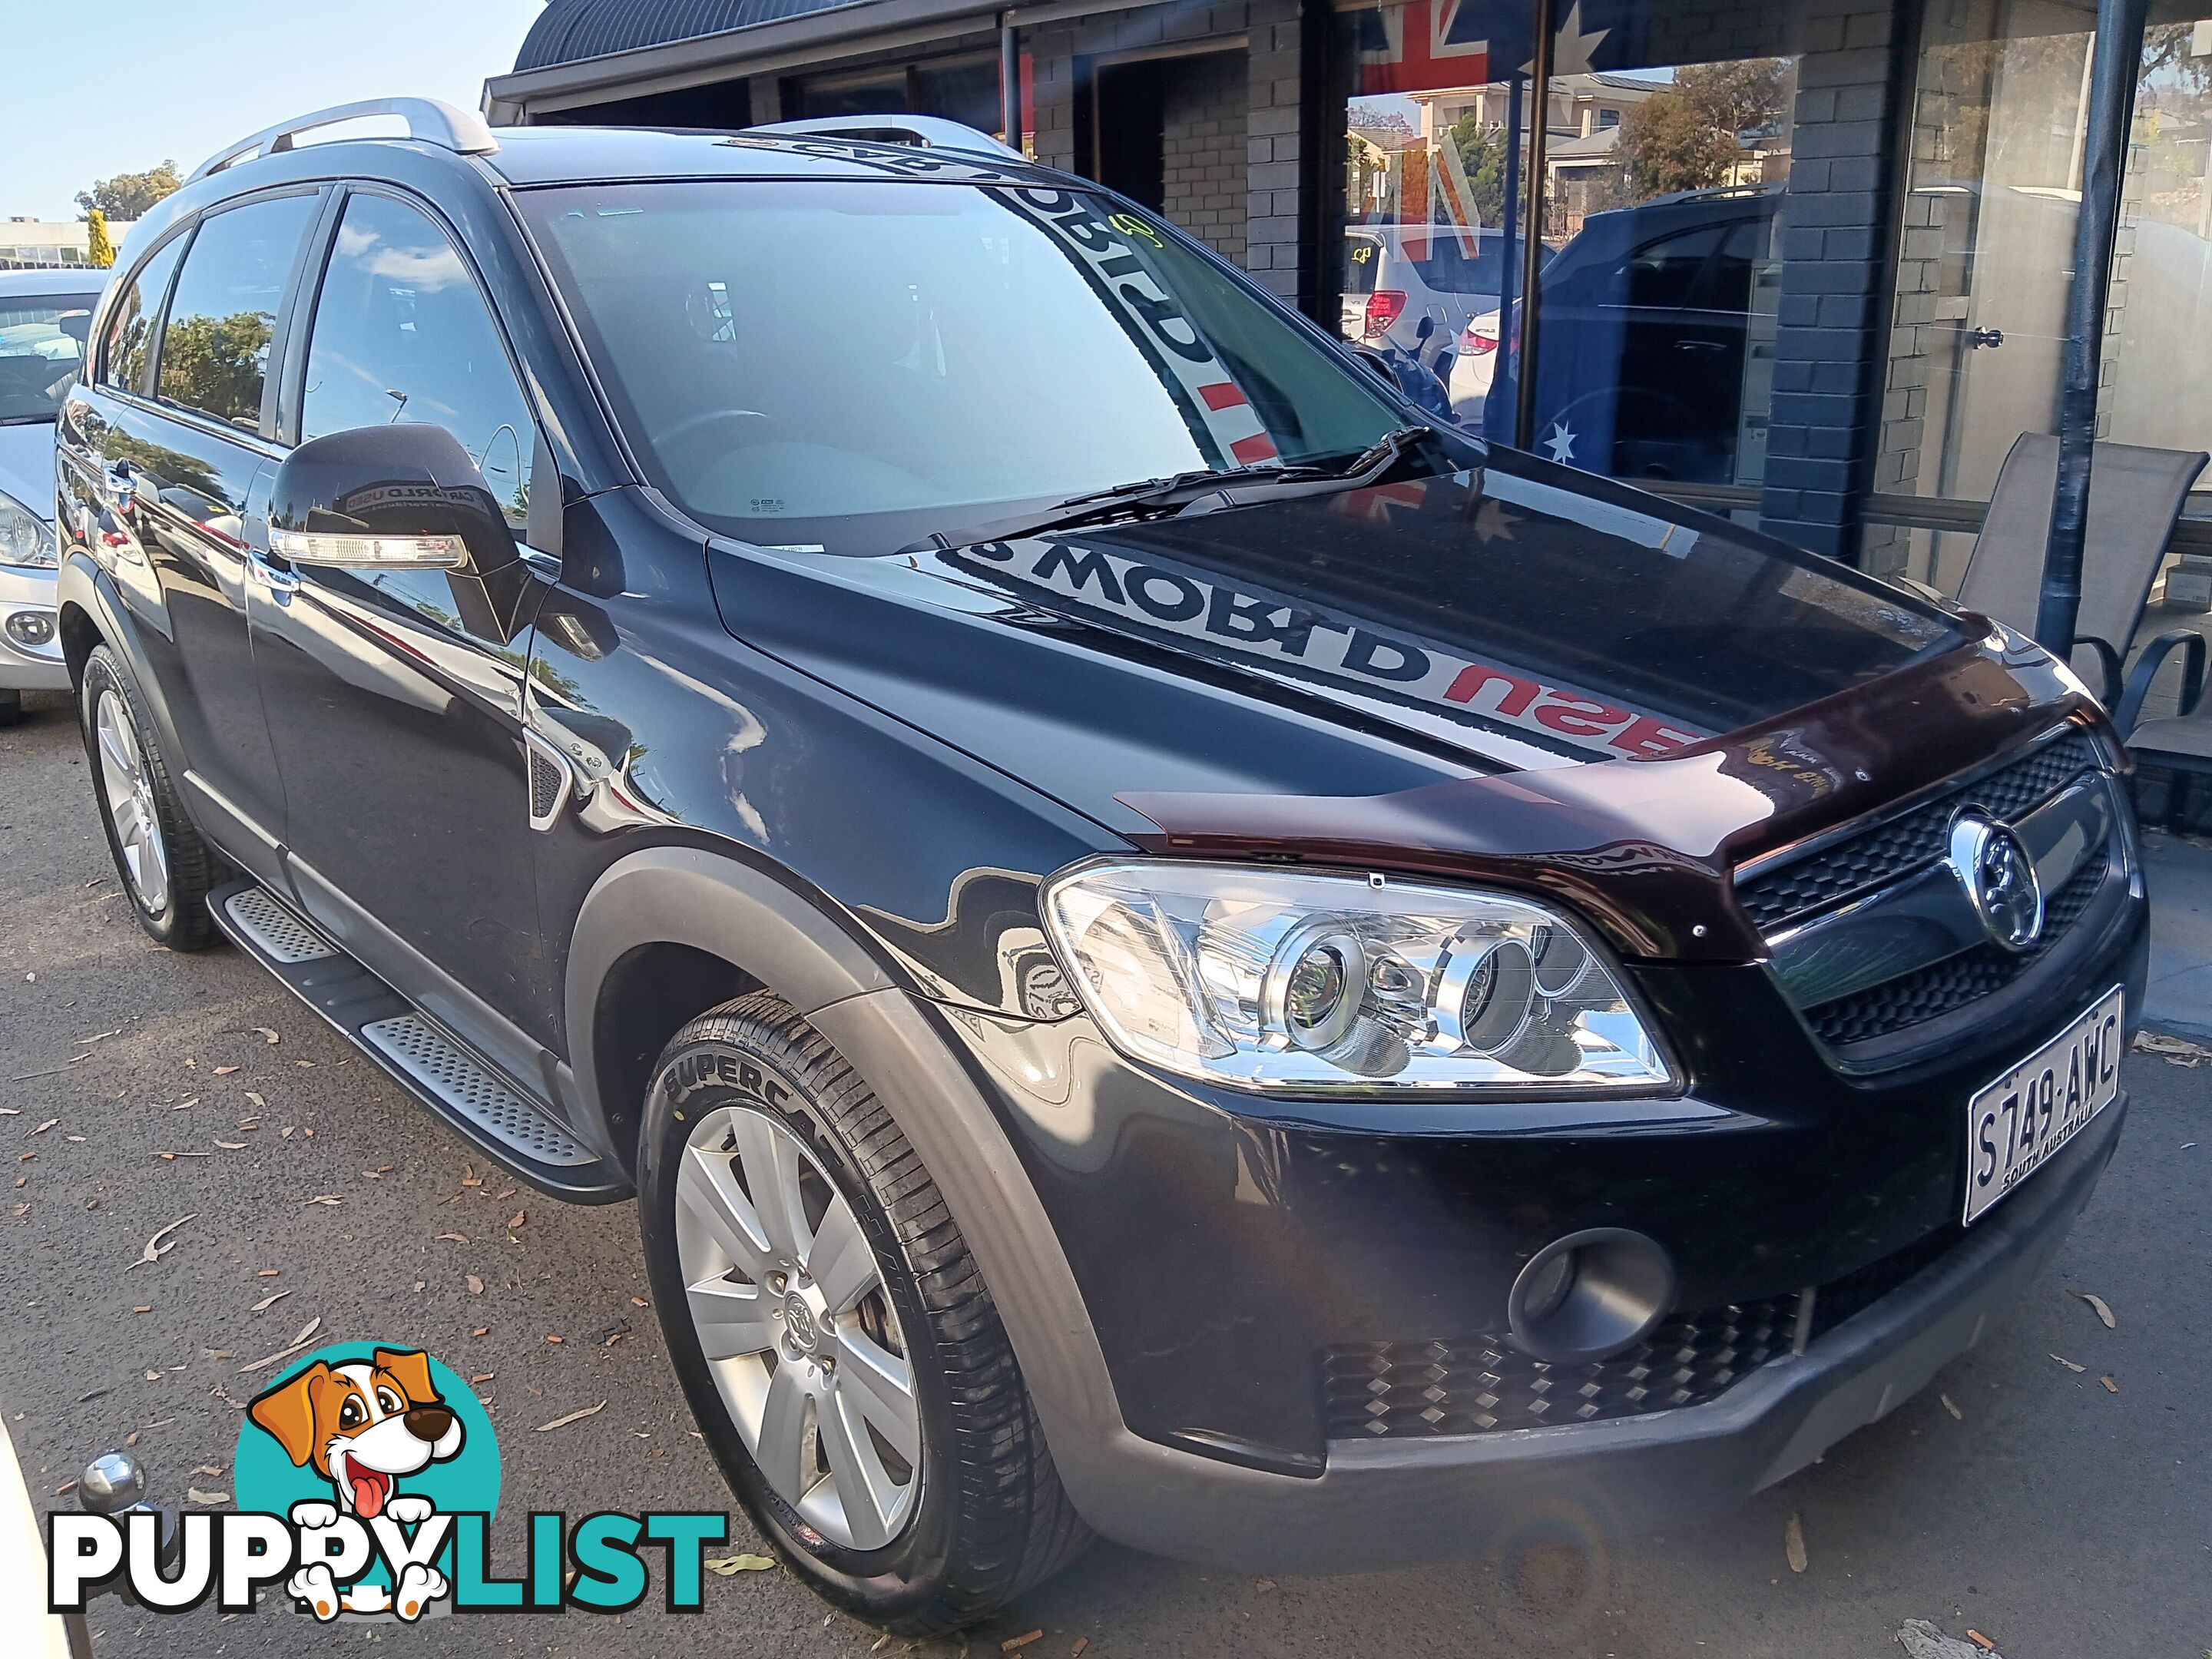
[{"left": 901, "top": 425, "right": 1437, "bottom": 554}]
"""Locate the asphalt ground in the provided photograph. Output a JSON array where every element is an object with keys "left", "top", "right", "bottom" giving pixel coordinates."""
[{"left": 3, "top": 685, "right": 2208, "bottom": 1659}]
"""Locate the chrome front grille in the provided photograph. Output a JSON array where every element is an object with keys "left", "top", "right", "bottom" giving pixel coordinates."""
[{"left": 1737, "top": 729, "right": 2120, "bottom": 1051}]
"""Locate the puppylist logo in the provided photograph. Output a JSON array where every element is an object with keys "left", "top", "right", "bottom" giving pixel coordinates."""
[{"left": 48, "top": 1341, "right": 729, "bottom": 1620}]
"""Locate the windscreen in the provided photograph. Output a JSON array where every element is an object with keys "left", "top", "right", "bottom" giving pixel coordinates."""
[
  {"left": 519, "top": 180, "right": 1405, "bottom": 553},
  {"left": 0, "top": 291, "right": 98, "bottom": 423}
]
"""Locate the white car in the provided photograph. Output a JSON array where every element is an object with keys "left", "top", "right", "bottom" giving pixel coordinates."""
[
  {"left": 1446, "top": 303, "right": 1505, "bottom": 419},
  {"left": 1341, "top": 225, "right": 1511, "bottom": 380},
  {"left": 1, "top": 267, "right": 105, "bottom": 724}
]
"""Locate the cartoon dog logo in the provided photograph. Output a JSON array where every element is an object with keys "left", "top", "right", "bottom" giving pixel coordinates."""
[{"left": 247, "top": 1347, "right": 465, "bottom": 1620}]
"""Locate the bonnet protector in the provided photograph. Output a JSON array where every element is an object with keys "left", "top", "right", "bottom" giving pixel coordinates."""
[{"left": 1115, "top": 635, "right": 2102, "bottom": 963}]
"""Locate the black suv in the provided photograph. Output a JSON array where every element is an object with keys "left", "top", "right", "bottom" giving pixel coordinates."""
[{"left": 54, "top": 100, "right": 2144, "bottom": 1634}]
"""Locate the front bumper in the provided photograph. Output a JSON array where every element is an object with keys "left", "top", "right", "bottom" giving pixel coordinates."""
[
  {"left": 0, "top": 561, "right": 66, "bottom": 692},
  {"left": 1036, "top": 1092, "right": 2124, "bottom": 1571}
]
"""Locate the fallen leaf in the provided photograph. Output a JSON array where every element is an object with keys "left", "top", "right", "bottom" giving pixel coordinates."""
[
  {"left": 2132, "top": 1029, "right": 2212, "bottom": 1065},
  {"left": 535, "top": 1401, "right": 605, "bottom": 1432},
  {"left": 630, "top": 1296, "right": 648, "bottom": 1308},
  {"left": 124, "top": 1431, "right": 140, "bottom": 1446},
  {"left": 243, "top": 1091, "right": 265, "bottom": 1110},
  {"left": 545, "top": 1334, "right": 565, "bottom": 1345},
  {"left": 701, "top": 1553, "right": 777, "bottom": 1575},
  {"left": 253, "top": 1028, "right": 280, "bottom": 1045},
  {"left": 1966, "top": 1633, "right": 1996, "bottom": 1653},
  {"left": 471, "top": 1373, "right": 494, "bottom": 1384},
  {"left": 250, "top": 1290, "right": 290, "bottom": 1313},
  {"left": 132, "top": 1305, "right": 151, "bottom": 1315},
  {"left": 435, "top": 1233, "right": 469, "bottom": 1244},
  {"left": 1898, "top": 1618, "right": 1997, "bottom": 1658},
  {"left": 257, "top": 1269, "right": 279, "bottom": 1278},
  {"left": 2075, "top": 1291, "right": 2117, "bottom": 1329},
  {"left": 127, "top": 1214, "right": 197, "bottom": 1268},
  {"left": 1783, "top": 1513, "right": 1807, "bottom": 1574},
  {"left": 2051, "top": 1353, "right": 2085, "bottom": 1373},
  {"left": 28, "top": 1119, "right": 57, "bottom": 1136},
  {"left": 237, "top": 1316, "right": 322, "bottom": 1373},
  {"left": 1002, "top": 1633, "right": 1045, "bottom": 1654},
  {"left": 144, "top": 1370, "right": 161, "bottom": 1381},
  {"left": 471, "top": 1326, "right": 488, "bottom": 1337},
  {"left": 193, "top": 1465, "right": 222, "bottom": 1478},
  {"left": 213, "top": 1066, "right": 240, "bottom": 1076},
  {"left": 53, "top": 1480, "right": 75, "bottom": 1496},
  {"left": 186, "top": 1487, "right": 230, "bottom": 1505},
  {"left": 2101, "top": 1375, "right": 2120, "bottom": 1393},
  {"left": 508, "top": 1210, "right": 525, "bottom": 1228},
  {"left": 213, "top": 1140, "right": 246, "bottom": 1151},
  {"left": 304, "top": 1195, "right": 342, "bottom": 1207},
  {"left": 1940, "top": 1393, "right": 1962, "bottom": 1420},
  {"left": 1071, "top": 1641, "right": 1090, "bottom": 1659},
  {"left": 466, "top": 1275, "right": 484, "bottom": 1295}
]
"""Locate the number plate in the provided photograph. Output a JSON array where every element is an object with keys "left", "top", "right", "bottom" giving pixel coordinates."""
[{"left": 1962, "top": 986, "right": 2124, "bottom": 1226}]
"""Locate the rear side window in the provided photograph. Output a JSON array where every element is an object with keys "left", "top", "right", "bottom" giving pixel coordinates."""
[
  {"left": 155, "top": 194, "right": 320, "bottom": 432},
  {"left": 1618, "top": 225, "right": 1727, "bottom": 312},
  {"left": 1345, "top": 235, "right": 1381, "bottom": 295},
  {"left": 300, "top": 194, "right": 535, "bottom": 526},
  {"left": 100, "top": 234, "right": 188, "bottom": 395}
]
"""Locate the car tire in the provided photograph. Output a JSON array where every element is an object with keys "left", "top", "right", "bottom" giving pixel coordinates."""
[
  {"left": 637, "top": 991, "right": 1091, "bottom": 1634},
  {"left": 80, "top": 645, "right": 224, "bottom": 949}
]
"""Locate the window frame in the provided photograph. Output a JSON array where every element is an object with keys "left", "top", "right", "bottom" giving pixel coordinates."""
[
  {"left": 279, "top": 181, "right": 547, "bottom": 527},
  {"left": 136, "top": 184, "right": 330, "bottom": 445}
]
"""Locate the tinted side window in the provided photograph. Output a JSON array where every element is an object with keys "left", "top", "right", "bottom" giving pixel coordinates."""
[
  {"left": 301, "top": 194, "right": 534, "bottom": 526},
  {"left": 156, "top": 194, "right": 320, "bottom": 432},
  {"left": 100, "top": 234, "right": 189, "bottom": 396},
  {"left": 1618, "top": 226, "right": 1726, "bottom": 312}
]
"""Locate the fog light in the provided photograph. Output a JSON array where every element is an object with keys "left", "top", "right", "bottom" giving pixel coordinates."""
[
  {"left": 1506, "top": 1228, "right": 1674, "bottom": 1363},
  {"left": 4, "top": 608, "right": 56, "bottom": 649}
]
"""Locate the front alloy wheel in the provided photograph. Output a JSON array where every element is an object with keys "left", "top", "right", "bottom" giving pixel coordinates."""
[
  {"left": 674, "top": 1102, "right": 922, "bottom": 1550},
  {"left": 638, "top": 992, "right": 1089, "bottom": 1634}
]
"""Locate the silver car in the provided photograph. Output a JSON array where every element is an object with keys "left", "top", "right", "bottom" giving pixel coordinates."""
[{"left": 1, "top": 267, "right": 104, "bottom": 721}]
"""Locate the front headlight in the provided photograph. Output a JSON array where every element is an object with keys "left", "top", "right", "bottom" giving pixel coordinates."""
[
  {"left": 1041, "top": 860, "right": 1674, "bottom": 1093},
  {"left": 0, "top": 492, "right": 57, "bottom": 568}
]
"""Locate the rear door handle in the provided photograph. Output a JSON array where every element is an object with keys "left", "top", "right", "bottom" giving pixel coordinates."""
[{"left": 1673, "top": 339, "right": 1727, "bottom": 353}]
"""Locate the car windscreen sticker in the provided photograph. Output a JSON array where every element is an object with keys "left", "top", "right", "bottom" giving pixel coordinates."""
[
  {"left": 991, "top": 187, "right": 1279, "bottom": 469},
  {"left": 952, "top": 535, "right": 1708, "bottom": 763}
]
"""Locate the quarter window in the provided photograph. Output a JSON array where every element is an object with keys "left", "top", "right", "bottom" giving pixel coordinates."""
[
  {"left": 155, "top": 194, "right": 320, "bottom": 431},
  {"left": 99, "top": 234, "right": 189, "bottom": 396},
  {"left": 300, "top": 194, "right": 535, "bottom": 528}
]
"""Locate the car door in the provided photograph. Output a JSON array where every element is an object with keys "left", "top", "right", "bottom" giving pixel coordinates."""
[
  {"left": 248, "top": 186, "right": 555, "bottom": 1067},
  {"left": 73, "top": 192, "right": 326, "bottom": 881}
]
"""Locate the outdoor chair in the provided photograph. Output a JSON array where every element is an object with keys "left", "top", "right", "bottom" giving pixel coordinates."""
[{"left": 1954, "top": 432, "right": 2207, "bottom": 700}]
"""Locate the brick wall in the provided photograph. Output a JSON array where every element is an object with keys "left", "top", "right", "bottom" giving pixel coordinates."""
[
  {"left": 1757, "top": 0, "right": 1906, "bottom": 564},
  {"left": 1161, "top": 51, "right": 1250, "bottom": 264}
]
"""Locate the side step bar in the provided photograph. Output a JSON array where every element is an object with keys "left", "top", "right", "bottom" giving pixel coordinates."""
[{"left": 207, "top": 879, "right": 627, "bottom": 1202}]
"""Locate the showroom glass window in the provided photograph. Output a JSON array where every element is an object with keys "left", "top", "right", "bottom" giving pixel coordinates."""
[
  {"left": 300, "top": 193, "right": 535, "bottom": 528},
  {"left": 1872, "top": 3, "right": 2212, "bottom": 591},
  {"left": 154, "top": 194, "right": 320, "bottom": 432},
  {"left": 1332, "top": 0, "right": 1804, "bottom": 493}
]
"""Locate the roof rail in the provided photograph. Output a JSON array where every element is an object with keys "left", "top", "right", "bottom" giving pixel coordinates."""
[
  {"left": 190, "top": 98, "right": 499, "bottom": 184},
  {"left": 745, "top": 115, "right": 1023, "bottom": 163}
]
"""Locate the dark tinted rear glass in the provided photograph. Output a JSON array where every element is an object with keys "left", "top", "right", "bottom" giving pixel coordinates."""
[{"left": 101, "top": 235, "right": 187, "bottom": 396}]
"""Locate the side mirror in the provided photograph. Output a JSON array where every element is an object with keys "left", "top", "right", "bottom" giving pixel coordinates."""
[{"left": 269, "top": 424, "right": 518, "bottom": 573}]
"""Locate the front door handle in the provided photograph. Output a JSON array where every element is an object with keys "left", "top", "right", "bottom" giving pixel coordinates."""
[
  {"left": 99, "top": 462, "right": 134, "bottom": 513},
  {"left": 247, "top": 548, "right": 299, "bottom": 598}
]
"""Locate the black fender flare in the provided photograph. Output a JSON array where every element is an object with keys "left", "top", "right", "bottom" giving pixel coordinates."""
[
  {"left": 562, "top": 845, "right": 1147, "bottom": 1531},
  {"left": 55, "top": 551, "right": 181, "bottom": 763}
]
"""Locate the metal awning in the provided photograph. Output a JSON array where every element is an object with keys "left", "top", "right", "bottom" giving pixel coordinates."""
[{"left": 485, "top": 0, "right": 1151, "bottom": 119}]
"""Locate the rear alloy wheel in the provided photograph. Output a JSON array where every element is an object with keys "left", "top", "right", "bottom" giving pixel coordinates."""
[
  {"left": 80, "top": 645, "right": 222, "bottom": 949},
  {"left": 638, "top": 992, "right": 1089, "bottom": 1634}
]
